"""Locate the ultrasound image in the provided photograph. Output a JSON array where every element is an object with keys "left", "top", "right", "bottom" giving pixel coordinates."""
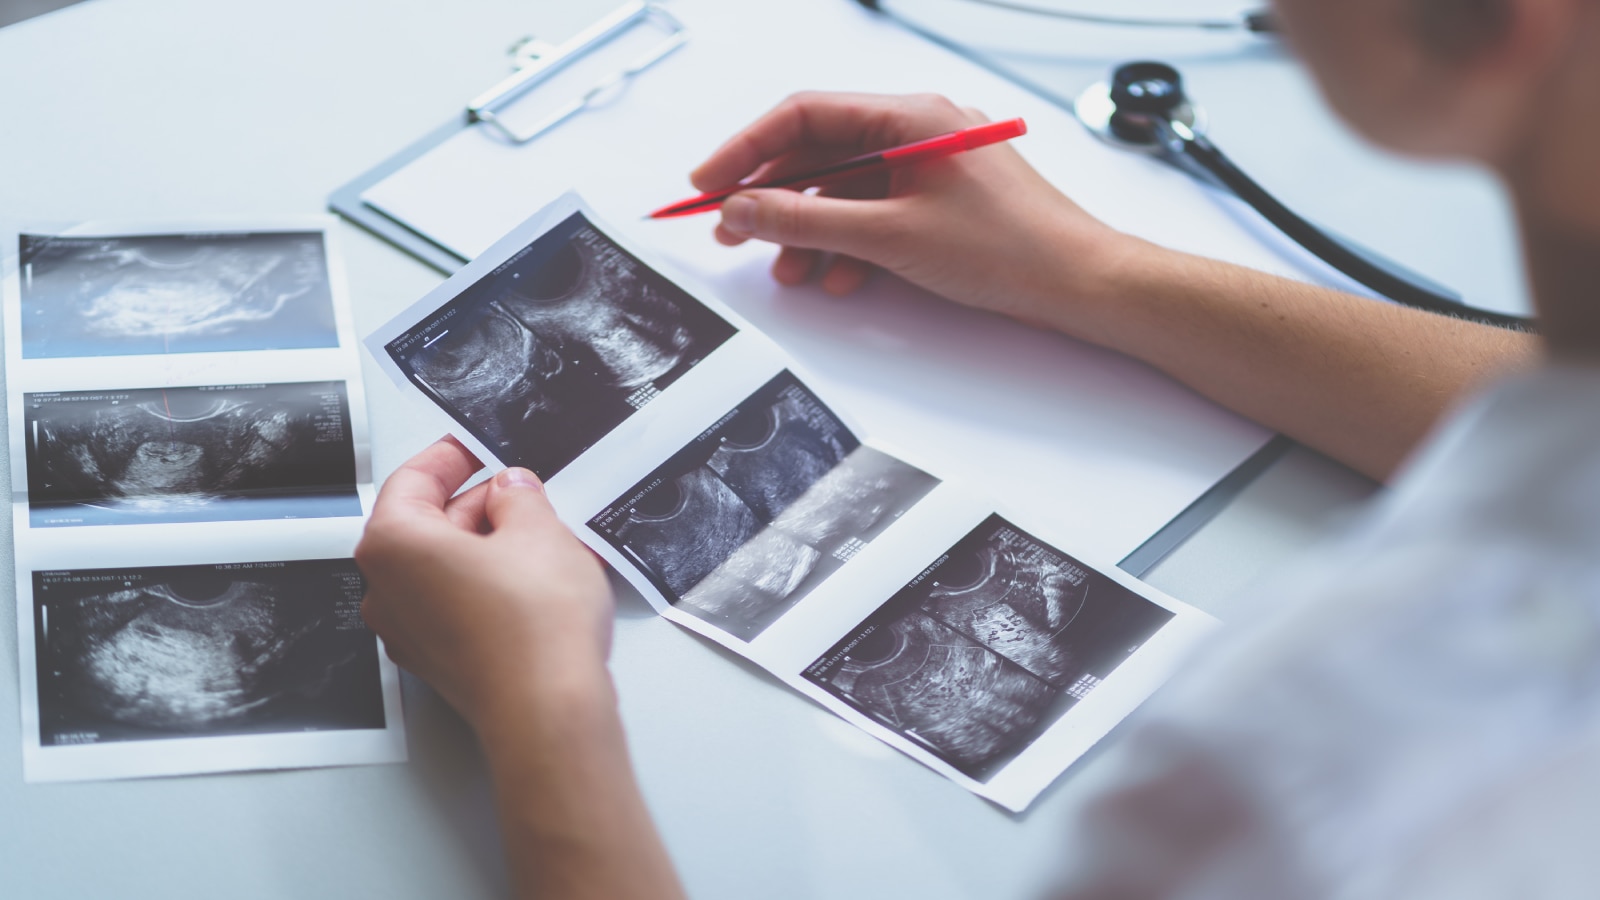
[
  {"left": 680, "top": 528, "right": 823, "bottom": 624},
  {"left": 590, "top": 372, "right": 939, "bottom": 641},
  {"left": 25, "top": 382, "right": 362, "bottom": 527},
  {"left": 617, "top": 466, "right": 771, "bottom": 597},
  {"left": 386, "top": 212, "right": 736, "bottom": 479},
  {"left": 769, "top": 448, "right": 940, "bottom": 550},
  {"left": 702, "top": 385, "right": 852, "bottom": 521},
  {"left": 18, "top": 231, "right": 338, "bottom": 358},
  {"left": 804, "top": 515, "right": 1175, "bottom": 780},
  {"left": 809, "top": 614, "right": 1057, "bottom": 773},
  {"left": 33, "top": 560, "right": 385, "bottom": 746}
]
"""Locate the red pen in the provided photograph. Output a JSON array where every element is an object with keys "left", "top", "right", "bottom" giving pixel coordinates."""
[{"left": 649, "top": 117, "right": 1028, "bottom": 219}]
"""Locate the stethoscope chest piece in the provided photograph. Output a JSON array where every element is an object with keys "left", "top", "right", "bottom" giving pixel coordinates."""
[{"left": 1075, "top": 61, "right": 1206, "bottom": 153}]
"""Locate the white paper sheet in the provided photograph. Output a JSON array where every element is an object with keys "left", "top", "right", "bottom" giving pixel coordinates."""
[
  {"left": 358, "top": 0, "right": 1290, "bottom": 562},
  {"left": 5, "top": 218, "right": 406, "bottom": 783},
  {"left": 366, "top": 194, "right": 1217, "bottom": 811}
]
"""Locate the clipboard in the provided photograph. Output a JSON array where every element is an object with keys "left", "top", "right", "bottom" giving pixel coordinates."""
[
  {"left": 327, "top": 0, "right": 1292, "bottom": 579},
  {"left": 329, "top": 1, "right": 687, "bottom": 275}
]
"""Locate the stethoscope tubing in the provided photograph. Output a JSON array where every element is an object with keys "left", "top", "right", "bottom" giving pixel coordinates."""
[{"left": 1159, "top": 122, "right": 1536, "bottom": 331}]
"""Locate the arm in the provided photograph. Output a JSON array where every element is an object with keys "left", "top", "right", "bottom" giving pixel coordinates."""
[
  {"left": 692, "top": 92, "right": 1536, "bottom": 482},
  {"left": 1069, "top": 240, "right": 1534, "bottom": 481},
  {"left": 356, "top": 440, "right": 684, "bottom": 900},
  {"left": 475, "top": 668, "right": 681, "bottom": 900}
]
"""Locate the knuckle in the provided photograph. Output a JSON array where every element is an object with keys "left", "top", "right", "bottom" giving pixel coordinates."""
[
  {"left": 355, "top": 520, "right": 437, "bottom": 576},
  {"left": 353, "top": 526, "right": 393, "bottom": 569},
  {"left": 352, "top": 535, "right": 380, "bottom": 570},
  {"left": 870, "top": 211, "right": 914, "bottom": 266},
  {"left": 359, "top": 592, "right": 387, "bottom": 633},
  {"left": 381, "top": 641, "right": 408, "bottom": 668},
  {"left": 763, "top": 192, "right": 807, "bottom": 244},
  {"left": 777, "top": 92, "right": 814, "bottom": 122},
  {"left": 903, "top": 94, "right": 968, "bottom": 132}
]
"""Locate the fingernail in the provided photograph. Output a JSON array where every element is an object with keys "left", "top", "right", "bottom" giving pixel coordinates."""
[
  {"left": 496, "top": 468, "right": 544, "bottom": 492},
  {"left": 721, "top": 194, "right": 756, "bottom": 235}
]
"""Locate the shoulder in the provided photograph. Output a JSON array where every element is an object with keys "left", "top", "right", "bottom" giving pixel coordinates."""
[
  {"left": 1370, "top": 740, "right": 1600, "bottom": 900},
  {"left": 1059, "top": 366, "right": 1600, "bottom": 898}
]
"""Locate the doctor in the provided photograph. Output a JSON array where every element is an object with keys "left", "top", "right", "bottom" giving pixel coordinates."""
[{"left": 355, "top": 0, "right": 1600, "bottom": 896}]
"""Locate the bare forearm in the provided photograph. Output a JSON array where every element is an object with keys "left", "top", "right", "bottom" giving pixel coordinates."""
[
  {"left": 1062, "top": 239, "right": 1538, "bottom": 481},
  {"left": 476, "top": 663, "right": 685, "bottom": 900}
]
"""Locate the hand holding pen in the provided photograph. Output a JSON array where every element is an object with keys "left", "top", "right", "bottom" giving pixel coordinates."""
[
  {"left": 671, "top": 92, "right": 1132, "bottom": 324},
  {"left": 652, "top": 116, "right": 1026, "bottom": 218}
]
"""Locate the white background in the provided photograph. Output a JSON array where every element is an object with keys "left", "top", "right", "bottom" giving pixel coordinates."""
[{"left": 0, "top": 0, "right": 1518, "bottom": 897}]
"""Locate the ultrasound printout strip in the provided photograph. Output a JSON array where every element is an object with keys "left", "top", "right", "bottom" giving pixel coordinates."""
[
  {"left": 3, "top": 218, "right": 407, "bottom": 783},
  {"left": 366, "top": 193, "right": 1219, "bottom": 812}
]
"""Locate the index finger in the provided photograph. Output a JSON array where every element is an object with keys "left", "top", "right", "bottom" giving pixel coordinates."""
[
  {"left": 691, "top": 92, "right": 934, "bottom": 192},
  {"left": 370, "top": 436, "right": 484, "bottom": 524}
]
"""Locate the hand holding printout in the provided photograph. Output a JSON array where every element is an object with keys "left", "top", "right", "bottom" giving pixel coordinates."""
[
  {"left": 357, "top": 440, "right": 689, "bottom": 900},
  {"left": 356, "top": 439, "right": 614, "bottom": 728},
  {"left": 364, "top": 192, "right": 1217, "bottom": 811}
]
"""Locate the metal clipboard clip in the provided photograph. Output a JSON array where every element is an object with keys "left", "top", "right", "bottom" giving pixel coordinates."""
[{"left": 466, "top": 1, "right": 688, "bottom": 145}]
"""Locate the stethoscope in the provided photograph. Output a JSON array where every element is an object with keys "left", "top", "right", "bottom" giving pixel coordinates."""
[
  {"left": 854, "top": 0, "right": 1535, "bottom": 331},
  {"left": 903, "top": 0, "right": 1282, "bottom": 35}
]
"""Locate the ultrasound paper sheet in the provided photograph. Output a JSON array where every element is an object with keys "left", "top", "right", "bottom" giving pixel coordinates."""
[
  {"left": 377, "top": 205, "right": 736, "bottom": 480},
  {"left": 5, "top": 219, "right": 404, "bottom": 782},
  {"left": 803, "top": 515, "right": 1178, "bottom": 781},
  {"left": 367, "top": 194, "right": 1216, "bottom": 810}
]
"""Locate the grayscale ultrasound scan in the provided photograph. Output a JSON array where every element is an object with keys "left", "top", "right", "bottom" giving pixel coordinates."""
[
  {"left": 804, "top": 515, "right": 1174, "bottom": 780},
  {"left": 32, "top": 560, "right": 385, "bottom": 746},
  {"left": 24, "top": 382, "right": 362, "bottom": 527},
  {"left": 18, "top": 231, "right": 338, "bottom": 358},
  {"left": 384, "top": 212, "right": 737, "bottom": 479},
  {"left": 590, "top": 372, "right": 939, "bottom": 641}
]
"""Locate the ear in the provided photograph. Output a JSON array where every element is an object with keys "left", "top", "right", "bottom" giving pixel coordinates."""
[
  {"left": 1408, "top": 0, "right": 1585, "bottom": 161},
  {"left": 1489, "top": 0, "right": 1600, "bottom": 234},
  {"left": 1449, "top": 0, "right": 1578, "bottom": 70},
  {"left": 1408, "top": 0, "right": 1514, "bottom": 60}
]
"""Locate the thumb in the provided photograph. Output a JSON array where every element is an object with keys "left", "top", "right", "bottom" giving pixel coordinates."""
[
  {"left": 720, "top": 189, "right": 893, "bottom": 259},
  {"left": 484, "top": 468, "right": 565, "bottom": 540}
]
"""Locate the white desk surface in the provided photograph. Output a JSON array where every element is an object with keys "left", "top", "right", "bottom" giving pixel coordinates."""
[{"left": 0, "top": 0, "right": 1518, "bottom": 897}]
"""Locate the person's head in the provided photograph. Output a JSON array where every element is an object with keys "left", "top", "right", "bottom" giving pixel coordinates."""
[
  {"left": 1272, "top": 0, "right": 1600, "bottom": 342},
  {"left": 1271, "top": 0, "right": 1595, "bottom": 159}
]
